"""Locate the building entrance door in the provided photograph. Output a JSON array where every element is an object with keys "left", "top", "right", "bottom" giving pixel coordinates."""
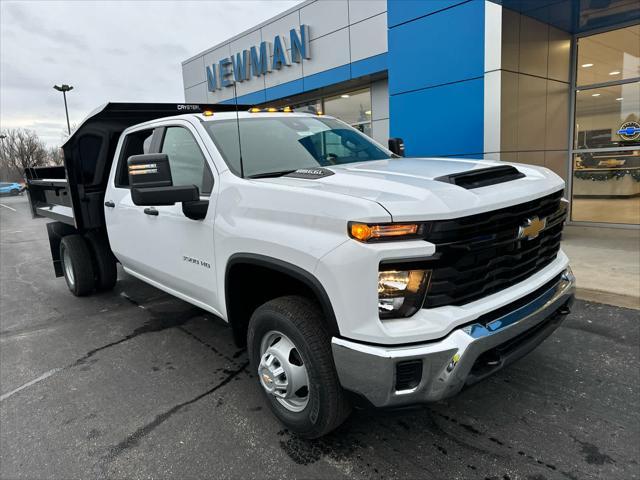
[{"left": 571, "top": 24, "right": 640, "bottom": 225}]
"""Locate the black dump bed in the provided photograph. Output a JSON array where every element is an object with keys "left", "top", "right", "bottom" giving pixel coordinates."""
[{"left": 25, "top": 102, "right": 248, "bottom": 231}]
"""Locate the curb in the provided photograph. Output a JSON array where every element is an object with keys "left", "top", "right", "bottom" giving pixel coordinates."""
[{"left": 575, "top": 287, "right": 640, "bottom": 310}]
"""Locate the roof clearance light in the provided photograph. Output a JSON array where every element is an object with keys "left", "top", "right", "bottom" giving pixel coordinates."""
[
  {"left": 317, "top": 110, "right": 323, "bottom": 116},
  {"left": 283, "top": 106, "right": 292, "bottom": 113},
  {"left": 203, "top": 110, "right": 214, "bottom": 117},
  {"left": 249, "top": 107, "right": 261, "bottom": 113},
  {"left": 267, "top": 107, "right": 278, "bottom": 112}
]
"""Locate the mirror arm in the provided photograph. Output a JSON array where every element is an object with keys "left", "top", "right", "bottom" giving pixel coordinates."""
[{"left": 182, "top": 199, "right": 209, "bottom": 220}]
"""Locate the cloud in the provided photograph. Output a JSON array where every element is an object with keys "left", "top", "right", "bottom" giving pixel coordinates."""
[
  {"left": 3, "top": 2, "right": 87, "bottom": 49},
  {"left": 0, "top": 0, "right": 301, "bottom": 147}
]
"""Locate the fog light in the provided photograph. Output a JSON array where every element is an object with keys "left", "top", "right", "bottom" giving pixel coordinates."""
[{"left": 378, "top": 269, "right": 430, "bottom": 319}]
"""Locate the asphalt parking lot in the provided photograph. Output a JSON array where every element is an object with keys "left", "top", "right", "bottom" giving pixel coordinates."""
[{"left": 1, "top": 194, "right": 638, "bottom": 480}]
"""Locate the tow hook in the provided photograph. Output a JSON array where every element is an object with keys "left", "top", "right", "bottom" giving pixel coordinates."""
[{"left": 558, "top": 305, "right": 571, "bottom": 315}]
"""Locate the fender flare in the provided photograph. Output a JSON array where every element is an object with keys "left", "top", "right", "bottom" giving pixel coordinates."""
[{"left": 225, "top": 253, "right": 340, "bottom": 337}]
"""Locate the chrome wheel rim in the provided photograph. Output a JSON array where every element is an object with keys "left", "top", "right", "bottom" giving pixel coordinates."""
[
  {"left": 258, "top": 330, "right": 310, "bottom": 412},
  {"left": 62, "top": 247, "right": 75, "bottom": 286}
]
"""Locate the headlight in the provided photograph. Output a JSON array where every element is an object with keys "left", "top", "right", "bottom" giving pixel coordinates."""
[
  {"left": 349, "top": 222, "right": 424, "bottom": 242},
  {"left": 378, "top": 269, "right": 430, "bottom": 319}
]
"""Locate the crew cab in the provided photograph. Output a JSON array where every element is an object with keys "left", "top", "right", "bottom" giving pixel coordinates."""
[{"left": 26, "top": 103, "right": 574, "bottom": 438}]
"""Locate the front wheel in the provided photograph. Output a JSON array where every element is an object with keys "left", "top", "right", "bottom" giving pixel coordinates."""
[{"left": 248, "top": 296, "right": 351, "bottom": 438}]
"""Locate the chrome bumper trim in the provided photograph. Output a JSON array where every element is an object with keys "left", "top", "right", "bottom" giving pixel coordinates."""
[{"left": 331, "top": 268, "right": 576, "bottom": 408}]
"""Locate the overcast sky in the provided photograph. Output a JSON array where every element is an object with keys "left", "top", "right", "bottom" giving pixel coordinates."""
[{"left": 0, "top": 0, "right": 301, "bottom": 147}]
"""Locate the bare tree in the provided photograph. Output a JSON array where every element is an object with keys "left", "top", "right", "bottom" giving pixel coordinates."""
[
  {"left": 0, "top": 129, "right": 49, "bottom": 178},
  {"left": 60, "top": 123, "right": 78, "bottom": 145},
  {"left": 47, "top": 146, "right": 65, "bottom": 166}
]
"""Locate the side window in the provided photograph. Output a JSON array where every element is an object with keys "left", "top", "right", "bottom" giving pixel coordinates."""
[
  {"left": 161, "top": 127, "right": 213, "bottom": 195},
  {"left": 115, "top": 128, "right": 154, "bottom": 187}
]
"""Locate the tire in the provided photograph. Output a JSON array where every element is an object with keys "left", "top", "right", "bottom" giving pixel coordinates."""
[
  {"left": 248, "top": 295, "right": 351, "bottom": 438},
  {"left": 84, "top": 231, "right": 117, "bottom": 291},
  {"left": 10, "top": 189, "right": 19, "bottom": 196},
  {"left": 60, "top": 235, "right": 95, "bottom": 296}
]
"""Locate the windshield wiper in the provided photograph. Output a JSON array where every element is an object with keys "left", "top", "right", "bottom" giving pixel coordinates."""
[{"left": 247, "top": 169, "right": 298, "bottom": 179}]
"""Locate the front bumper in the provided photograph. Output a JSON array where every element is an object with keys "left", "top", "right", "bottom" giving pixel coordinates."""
[{"left": 331, "top": 268, "right": 575, "bottom": 408}]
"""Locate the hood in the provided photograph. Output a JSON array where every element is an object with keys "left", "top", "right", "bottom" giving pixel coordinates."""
[{"left": 261, "top": 158, "right": 565, "bottom": 221}]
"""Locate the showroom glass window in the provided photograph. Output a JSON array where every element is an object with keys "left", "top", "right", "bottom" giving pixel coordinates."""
[
  {"left": 324, "top": 89, "right": 372, "bottom": 136},
  {"left": 289, "top": 88, "right": 373, "bottom": 137},
  {"left": 571, "top": 25, "right": 640, "bottom": 225}
]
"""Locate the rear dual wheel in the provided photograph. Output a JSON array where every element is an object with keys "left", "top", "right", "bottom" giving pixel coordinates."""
[
  {"left": 60, "top": 235, "right": 95, "bottom": 296},
  {"left": 60, "top": 233, "right": 117, "bottom": 296}
]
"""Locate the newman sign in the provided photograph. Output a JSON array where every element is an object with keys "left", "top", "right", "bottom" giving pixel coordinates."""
[{"left": 206, "top": 25, "right": 310, "bottom": 91}]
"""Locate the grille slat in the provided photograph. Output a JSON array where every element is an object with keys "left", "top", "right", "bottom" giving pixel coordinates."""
[{"left": 422, "top": 190, "right": 566, "bottom": 308}]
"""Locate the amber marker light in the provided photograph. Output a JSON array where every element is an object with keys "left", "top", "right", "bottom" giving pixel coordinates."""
[
  {"left": 348, "top": 222, "right": 420, "bottom": 242},
  {"left": 203, "top": 110, "right": 214, "bottom": 117},
  {"left": 283, "top": 106, "right": 292, "bottom": 112},
  {"left": 267, "top": 107, "right": 278, "bottom": 112}
]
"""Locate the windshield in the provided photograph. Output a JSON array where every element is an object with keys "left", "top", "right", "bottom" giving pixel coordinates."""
[{"left": 204, "top": 116, "right": 391, "bottom": 178}]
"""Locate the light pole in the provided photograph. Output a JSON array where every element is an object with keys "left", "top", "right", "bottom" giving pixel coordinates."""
[{"left": 53, "top": 84, "right": 73, "bottom": 135}]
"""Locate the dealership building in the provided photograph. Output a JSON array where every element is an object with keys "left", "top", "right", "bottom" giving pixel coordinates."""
[{"left": 182, "top": 0, "right": 640, "bottom": 227}]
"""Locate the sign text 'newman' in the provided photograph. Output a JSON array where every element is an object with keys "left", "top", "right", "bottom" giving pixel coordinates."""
[{"left": 206, "top": 25, "right": 310, "bottom": 91}]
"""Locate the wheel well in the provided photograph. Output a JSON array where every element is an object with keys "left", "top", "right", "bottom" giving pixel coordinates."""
[{"left": 225, "top": 255, "right": 339, "bottom": 347}]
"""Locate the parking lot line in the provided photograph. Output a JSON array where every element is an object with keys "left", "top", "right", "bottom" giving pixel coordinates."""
[
  {"left": 0, "top": 368, "right": 62, "bottom": 402},
  {"left": 0, "top": 203, "right": 17, "bottom": 212}
]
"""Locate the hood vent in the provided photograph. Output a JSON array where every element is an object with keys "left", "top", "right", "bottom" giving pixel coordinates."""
[{"left": 434, "top": 165, "right": 525, "bottom": 189}]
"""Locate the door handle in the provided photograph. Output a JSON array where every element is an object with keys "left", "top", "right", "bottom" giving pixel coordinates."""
[
  {"left": 104, "top": 201, "right": 115, "bottom": 208},
  {"left": 144, "top": 207, "right": 159, "bottom": 216}
]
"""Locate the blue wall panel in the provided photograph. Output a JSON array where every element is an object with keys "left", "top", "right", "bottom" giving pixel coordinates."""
[
  {"left": 387, "top": 0, "right": 486, "bottom": 157},
  {"left": 388, "top": 0, "right": 485, "bottom": 95},
  {"left": 390, "top": 78, "right": 484, "bottom": 157},
  {"left": 220, "top": 89, "right": 266, "bottom": 105},
  {"left": 387, "top": 0, "right": 470, "bottom": 27},
  {"left": 351, "top": 53, "right": 387, "bottom": 79},
  {"left": 303, "top": 64, "right": 351, "bottom": 92},
  {"left": 265, "top": 79, "right": 304, "bottom": 102}
]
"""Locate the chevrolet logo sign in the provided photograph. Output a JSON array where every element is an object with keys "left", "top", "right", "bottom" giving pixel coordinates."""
[{"left": 518, "top": 216, "right": 546, "bottom": 240}]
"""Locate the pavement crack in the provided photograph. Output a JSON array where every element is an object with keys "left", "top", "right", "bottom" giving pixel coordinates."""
[
  {"left": 72, "top": 308, "right": 200, "bottom": 366},
  {"left": 103, "top": 360, "right": 249, "bottom": 462},
  {"left": 177, "top": 326, "right": 246, "bottom": 363}
]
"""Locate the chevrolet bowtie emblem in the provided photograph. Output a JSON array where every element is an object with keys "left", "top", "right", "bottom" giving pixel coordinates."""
[{"left": 518, "top": 216, "right": 546, "bottom": 240}]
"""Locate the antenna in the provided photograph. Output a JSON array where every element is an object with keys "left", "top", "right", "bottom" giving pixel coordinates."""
[{"left": 232, "top": 82, "right": 245, "bottom": 178}]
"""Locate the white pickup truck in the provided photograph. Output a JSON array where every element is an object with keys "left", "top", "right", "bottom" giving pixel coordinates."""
[{"left": 26, "top": 103, "right": 574, "bottom": 438}]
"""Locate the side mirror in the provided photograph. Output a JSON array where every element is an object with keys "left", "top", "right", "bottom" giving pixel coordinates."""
[
  {"left": 128, "top": 153, "right": 199, "bottom": 206},
  {"left": 388, "top": 138, "right": 405, "bottom": 157},
  {"left": 128, "top": 153, "right": 173, "bottom": 188}
]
